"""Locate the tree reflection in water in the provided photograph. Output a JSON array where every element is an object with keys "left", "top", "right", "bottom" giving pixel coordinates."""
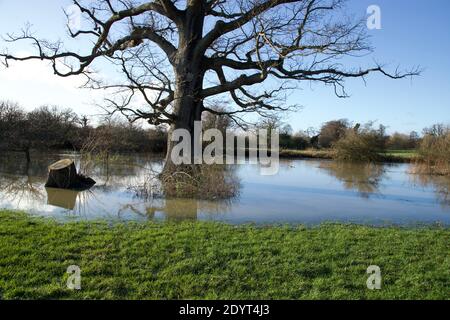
[
  {"left": 0, "top": 174, "right": 45, "bottom": 204},
  {"left": 143, "top": 198, "right": 233, "bottom": 221},
  {"left": 1, "top": 151, "right": 450, "bottom": 223},
  {"left": 0, "top": 152, "right": 236, "bottom": 221},
  {"left": 46, "top": 188, "right": 79, "bottom": 210},
  {"left": 410, "top": 166, "right": 450, "bottom": 207},
  {"left": 45, "top": 188, "right": 99, "bottom": 215},
  {"left": 318, "top": 161, "right": 387, "bottom": 198},
  {"left": 125, "top": 164, "right": 239, "bottom": 221}
]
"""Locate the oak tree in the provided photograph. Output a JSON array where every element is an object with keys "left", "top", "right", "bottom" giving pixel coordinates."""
[{"left": 1, "top": 0, "right": 418, "bottom": 170}]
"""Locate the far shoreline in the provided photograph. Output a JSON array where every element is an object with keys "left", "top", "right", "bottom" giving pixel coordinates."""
[{"left": 0, "top": 148, "right": 416, "bottom": 164}]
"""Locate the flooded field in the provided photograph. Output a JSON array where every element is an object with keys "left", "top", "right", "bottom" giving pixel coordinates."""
[{"left": 0, "top": 152, "right": 449, "bottom": 225}]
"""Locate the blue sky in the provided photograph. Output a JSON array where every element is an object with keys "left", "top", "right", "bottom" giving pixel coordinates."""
[{"left": 0, "top": 0, "right": 449, "bottom": 134}]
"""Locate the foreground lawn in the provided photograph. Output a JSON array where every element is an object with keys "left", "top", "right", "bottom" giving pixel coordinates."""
[{"left": 0, "top": 211, "right": 448, "bottom": 300}]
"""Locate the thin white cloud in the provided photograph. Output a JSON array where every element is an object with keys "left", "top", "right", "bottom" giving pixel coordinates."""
[{"left": 0, "top": 56, "right": 104, "bottom": 115}]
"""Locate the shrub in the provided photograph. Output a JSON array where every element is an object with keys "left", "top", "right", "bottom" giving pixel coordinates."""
[
  {"left": 334, "top": 124, "right": 386, "bottom": 162},
  {"left": 415, "top": 127, "right": 450, "bottom": 175},
  {"left": 160, "top": 164, "right": 240, "bottom": 200},
  {"left": 318, "top": 119, "right": 350, "bottom": 148},
  {"left": 290, "top": 133, "right": 311, "bottom": 150}
]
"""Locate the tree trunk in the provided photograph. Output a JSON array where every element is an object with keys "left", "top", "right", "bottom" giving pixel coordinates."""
[
  {"left": 163, "top": 75, "right": 204, "bottom": 171},
  {"left": 25, "top": 148, "right": 31, "bottom": 163},
  {"left": 163, "top": 99, "right": 203, "bottom": 174},
  {"left": 163, "top": 3, "right": 206, "bottom": 174}
]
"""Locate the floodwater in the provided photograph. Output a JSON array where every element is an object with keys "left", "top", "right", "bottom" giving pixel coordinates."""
[{"left": 0, "top": 152, "right": 449, "bottom": 225}]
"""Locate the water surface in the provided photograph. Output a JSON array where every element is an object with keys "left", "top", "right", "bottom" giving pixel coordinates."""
[{"left": 0, "top": 152, "right": 449, "bottom": 225}]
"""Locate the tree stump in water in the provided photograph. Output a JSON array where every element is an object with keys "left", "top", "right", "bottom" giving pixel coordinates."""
[{"left": 45, "top": 159, "right": 96, "bottom": 190}]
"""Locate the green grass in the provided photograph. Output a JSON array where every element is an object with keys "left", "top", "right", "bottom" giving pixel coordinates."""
[
  {"left": 280, "top": 149, "right": 335, "bottom": 159},
  {"left": 279, "top": 149, "right": 417, "bottom": 163},
  {"left": 0, "top": 211, "right": 448, "bottom": 300},
  {"left": 383, "top": 150, "right": 418, "bottom": 159}
]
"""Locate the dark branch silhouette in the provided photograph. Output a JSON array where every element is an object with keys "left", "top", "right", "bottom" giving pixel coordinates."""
[{"left": 1, "top": 0, "right": 420, "bottom": 169}]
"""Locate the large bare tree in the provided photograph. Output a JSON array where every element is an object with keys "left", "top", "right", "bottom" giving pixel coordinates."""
[{"left": 1, "top": 0, "right": 418, "bottom": 170}]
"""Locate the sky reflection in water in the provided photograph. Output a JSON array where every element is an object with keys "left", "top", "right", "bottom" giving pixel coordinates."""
[{"left": 0, "top": 152, "right": 449, "bottom": 225}]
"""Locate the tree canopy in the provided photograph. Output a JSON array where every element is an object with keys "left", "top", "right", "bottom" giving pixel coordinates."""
[{"left": 1, "top": 0, "right": 419, "bottom": 130}]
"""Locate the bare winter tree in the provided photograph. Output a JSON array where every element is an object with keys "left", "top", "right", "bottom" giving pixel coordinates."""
[{"left": 0, "top": 0, "right": 419, "bottom": 171}]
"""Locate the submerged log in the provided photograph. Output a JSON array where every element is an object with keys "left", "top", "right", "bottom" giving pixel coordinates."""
[{"left": 45, "top": 159, "right": 96, "bottom": 190}]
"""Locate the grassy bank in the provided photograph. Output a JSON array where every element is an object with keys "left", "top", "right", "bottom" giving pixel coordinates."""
[
  {"left": 279, "top": 149, "right": 335, "bottom": 159},
  {"left": 0, "top": 211, "right": 448, "bottom": 300},
  {"left": 383, "top": 150, "right": 418, "bottom": 162},
  {"left": 280, "top": 149, "right": 417, "bottom": 163}
]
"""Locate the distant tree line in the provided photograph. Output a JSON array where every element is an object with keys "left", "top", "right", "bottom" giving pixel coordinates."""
[
  {"left": 1, "top": 101, "right": 444, "bottom": 164},
  {"left": 0, "top": 101, "right": 167, "bottom": 161},
  {"left": 270, "top": 118, "right": 422, "bottom": 151}
]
